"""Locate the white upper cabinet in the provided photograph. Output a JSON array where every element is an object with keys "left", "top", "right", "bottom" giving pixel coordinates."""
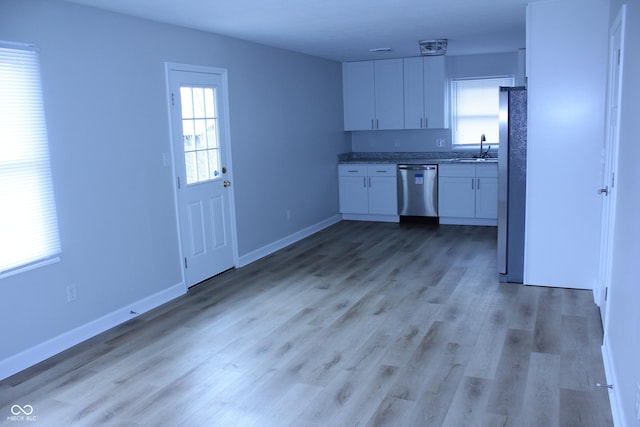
[
  {"left": 342, "top": 61, "right": 375, "bottom": 131},
  {"left": 373, "top": 59, "right": 405, "bottom": 130},
  {"left": 403, "top": 56, "right": 447, "bottom": 129},
  {"left": 343, "top": 56, "right": 446, "bottom": 131},
  {"left": 403, "top": 57, "right": 424, "bottom": 129},
  {"left": 342, "top": 59, "right": 404, "bottom": 131},
  {"left": 423, "top": 56, "right": 447, "bottom": 128}
]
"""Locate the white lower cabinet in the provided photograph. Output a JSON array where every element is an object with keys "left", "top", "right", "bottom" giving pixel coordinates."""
[
  {"left": 339, "top": 164, "right": 398, "bottom": 221},
  {"left": 438, "top": 163, "right": 498, "bottom": 225}
]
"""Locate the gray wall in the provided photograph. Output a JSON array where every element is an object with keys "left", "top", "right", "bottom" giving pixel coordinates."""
[
  {"left": 0, "top": 0, "right": 348, "bottom": 366},
  {"left": 350, "top": 52, "right": 521, "bottom": 153},
  {"left": 605, "top": 1, "right": 640, "bottom": 424}
]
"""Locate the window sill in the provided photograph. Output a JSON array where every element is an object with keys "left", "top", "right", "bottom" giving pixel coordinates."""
[{"left": 0, "top": 256, "right": 61, "bottom": 280}]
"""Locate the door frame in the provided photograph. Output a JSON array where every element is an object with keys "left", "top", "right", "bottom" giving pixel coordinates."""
[
  {"left": 596, "top": 5, "right": 626, "bottom": 329},
  {"left": 164, "top": 62, "right": 239, "bottom": 290}
]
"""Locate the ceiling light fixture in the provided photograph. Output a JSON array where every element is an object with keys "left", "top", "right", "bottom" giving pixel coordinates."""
[{"left": 418, "top": 39, "right": 448, "bottom": 56}]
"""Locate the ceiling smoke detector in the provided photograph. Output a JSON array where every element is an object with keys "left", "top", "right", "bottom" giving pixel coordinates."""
[{"left": 419, "top": 39, "right": 448, "bottom": 56}]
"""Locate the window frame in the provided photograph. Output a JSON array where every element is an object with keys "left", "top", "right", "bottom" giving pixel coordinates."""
[
  {"left": 0, "top": 41, "right": 61, "bottom": 279},
  {"left": 450, "top": 76, "right": 515, "bottom": 149}
]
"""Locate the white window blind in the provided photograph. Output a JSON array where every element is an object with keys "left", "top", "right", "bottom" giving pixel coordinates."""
[
  {"left": 0, "top": 43, "right": 61, "bottom": 277},
  {"left": 451, "top": 77, "right": 514, "bottom": 146}
]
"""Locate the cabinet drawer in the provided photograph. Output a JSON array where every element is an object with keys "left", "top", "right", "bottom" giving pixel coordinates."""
[
  {"left": 367, "top": 164, "right": 396, "bottom": 176},
  {"left": 476, "top": 163, "right": 498, "bottom": 178},
  {"left": 438, "top": 164, "right": 475, "bottom": 177},
  {"left": 339, "top": 164, "right": 367, "bottom": 176}
]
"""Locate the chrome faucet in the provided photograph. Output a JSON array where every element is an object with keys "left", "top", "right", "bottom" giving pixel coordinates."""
[{"left": 479, "top": 134, "right": 491, "bottom": 159}]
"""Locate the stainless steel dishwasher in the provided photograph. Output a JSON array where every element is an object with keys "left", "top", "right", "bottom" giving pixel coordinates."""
[{"left": 397, "top": 164, "right": 438, "bottom": 217}]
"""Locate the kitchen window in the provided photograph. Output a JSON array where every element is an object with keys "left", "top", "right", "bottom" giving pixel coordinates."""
[
  {"left": 451, "top": 76, "right": 514, "bottom": 147},
  {"left": 0, "top": 42, "right": 61, "bottom": 278}
]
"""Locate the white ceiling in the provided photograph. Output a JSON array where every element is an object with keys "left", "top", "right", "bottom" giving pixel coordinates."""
[{"left": 66, "top": 0, "right": 536, "bottom": 62}]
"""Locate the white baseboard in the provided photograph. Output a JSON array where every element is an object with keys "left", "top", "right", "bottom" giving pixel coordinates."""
[
  {"left": 238, "top": 215, "right": 341, "bottom": 267},
  {"left": 0, "top": 282, "right": 185, "bottom": 381},
  {"left": 602, "top": 338, "right": 626, "bottom": 427}
]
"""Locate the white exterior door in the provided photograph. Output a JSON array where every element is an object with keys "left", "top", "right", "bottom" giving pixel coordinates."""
[
  {"left": 597, "top": 7, "right": 625, "bottom": 326},
  {"left": 167, "top": 65, "right": 236, "bottom": 287}
]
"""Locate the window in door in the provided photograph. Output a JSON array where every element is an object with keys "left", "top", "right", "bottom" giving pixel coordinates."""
[
  {"left": 0, "top": 43, "right": 61, "bottom": 277},
  {"left": 451, "top": 76, "right": 514, "bottom": 147},
  {"left": 180, "top": 86, "right": 221, "bottom": 184}
]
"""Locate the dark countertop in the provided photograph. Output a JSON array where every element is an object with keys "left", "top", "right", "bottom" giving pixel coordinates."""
[{"left": 337, "top": 152, "right": 497, "bottom": 164}]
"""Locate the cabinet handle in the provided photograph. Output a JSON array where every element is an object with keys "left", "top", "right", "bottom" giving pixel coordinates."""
[
  {"left": 371, "top": 119, "right": 375, "bottom": 130},
  {"left": 424, "top": 117, "right": 428, "bottom": 128},
  {"left": 376, "top": 119, "right": 379, "bottom": 129},
  {"left": 368, "top": 177, "right": 371, "bottom": 187},
  {"left": 363, "top": 177, "right": 367, "bottom": 188},
  {"left": 471, "top": 179, "right": 475, "bottom": 190},
  {"left": 420, "top": 118, "right": 423, "bottom": 128},
  {"left": 477, "top": 178, "right": 480, "bottom": 189}
]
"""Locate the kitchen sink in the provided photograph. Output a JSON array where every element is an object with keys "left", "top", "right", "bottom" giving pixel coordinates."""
[{"left": 450, "top": 158, "right": 498, "bottom": 163}]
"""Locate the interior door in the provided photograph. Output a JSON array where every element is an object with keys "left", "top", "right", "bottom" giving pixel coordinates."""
[
  {"left": 167, "top": 66, "right": 236, "bottom": 287},
  {"left": 597, "top": 6, "right": 625, "bottom": 326}
]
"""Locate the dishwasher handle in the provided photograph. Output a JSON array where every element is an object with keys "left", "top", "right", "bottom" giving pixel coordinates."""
[{"left": 398, "top": 164, "right": 437, "bottom": 171}]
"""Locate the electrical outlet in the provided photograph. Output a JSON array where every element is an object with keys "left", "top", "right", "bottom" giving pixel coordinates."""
[
  {"left": 436, "top": 137, "right": 445, "bottom": 148},
  {"left": 66, "top": 284, "right": 77, "bottom": 302},
  {"left": 635, "top": 381, "right": 640, "bottom": 420}
]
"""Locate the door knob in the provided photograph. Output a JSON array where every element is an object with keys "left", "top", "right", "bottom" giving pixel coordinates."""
[
  {"left": 223, "top": 180, "right": 231, "bottom": 188},
  {"left": 597, "top": 186, "right": 608, "bottom": 195}
]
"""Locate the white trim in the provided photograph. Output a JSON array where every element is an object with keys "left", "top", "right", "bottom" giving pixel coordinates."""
[
  {"left": 0, "top": 256, "right": 60, "bottom": 280},
  {"left": 602, "top": 339, "right": 625, "bottom": 427},
  {"left": 164, "top": 63, "right": 187, "bottom": 292},
  {"left": 0, "top": 282, "right": 185, "bottom": 381},
  {"left": 238, "top": 215, "right": 341, "bottom": 267},
  {"left": 341, "top": 214, "right": 400, "bottom": 223},
  {"left": 596, "top": 3, "right": 626, "bottom": 329}
]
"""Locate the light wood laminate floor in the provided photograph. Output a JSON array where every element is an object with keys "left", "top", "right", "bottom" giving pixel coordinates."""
[{"left": 0, "top": 221, "right": 612, "bottom": 426}]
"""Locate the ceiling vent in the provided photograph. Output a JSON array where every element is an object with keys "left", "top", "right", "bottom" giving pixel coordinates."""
[{"left": 419, "top": 39, "right": 448, "bottom": 56}]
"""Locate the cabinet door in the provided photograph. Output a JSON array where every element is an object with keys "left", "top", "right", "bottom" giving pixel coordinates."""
[
  {"left": 368, "top": 176, "right": 398, "bottom": 215},
  {"left": 374, "top": 59, "right": 405, "bottom": 130},
  {"left": 438, "top": 176, "right": 476, "bottom": 218},
  {"left": 339, "top": 175, "right": 368, "bottom": 214},
  {"left": 475, "top": 177, "right": 498, "bottom": 219},
  {"left": 424, "top": 56, "right": 446, "bottom": 128},
  {"left": 403, "top": 57, "right": 424, "bottom": 129},
  {"left": 342, "top": 61, "right": 375, "bottom": 131}
]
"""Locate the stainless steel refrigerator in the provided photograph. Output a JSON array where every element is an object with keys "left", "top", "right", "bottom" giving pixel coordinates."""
[{"left": 497, "top": 87, "right": 527, "bottom": 283}]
